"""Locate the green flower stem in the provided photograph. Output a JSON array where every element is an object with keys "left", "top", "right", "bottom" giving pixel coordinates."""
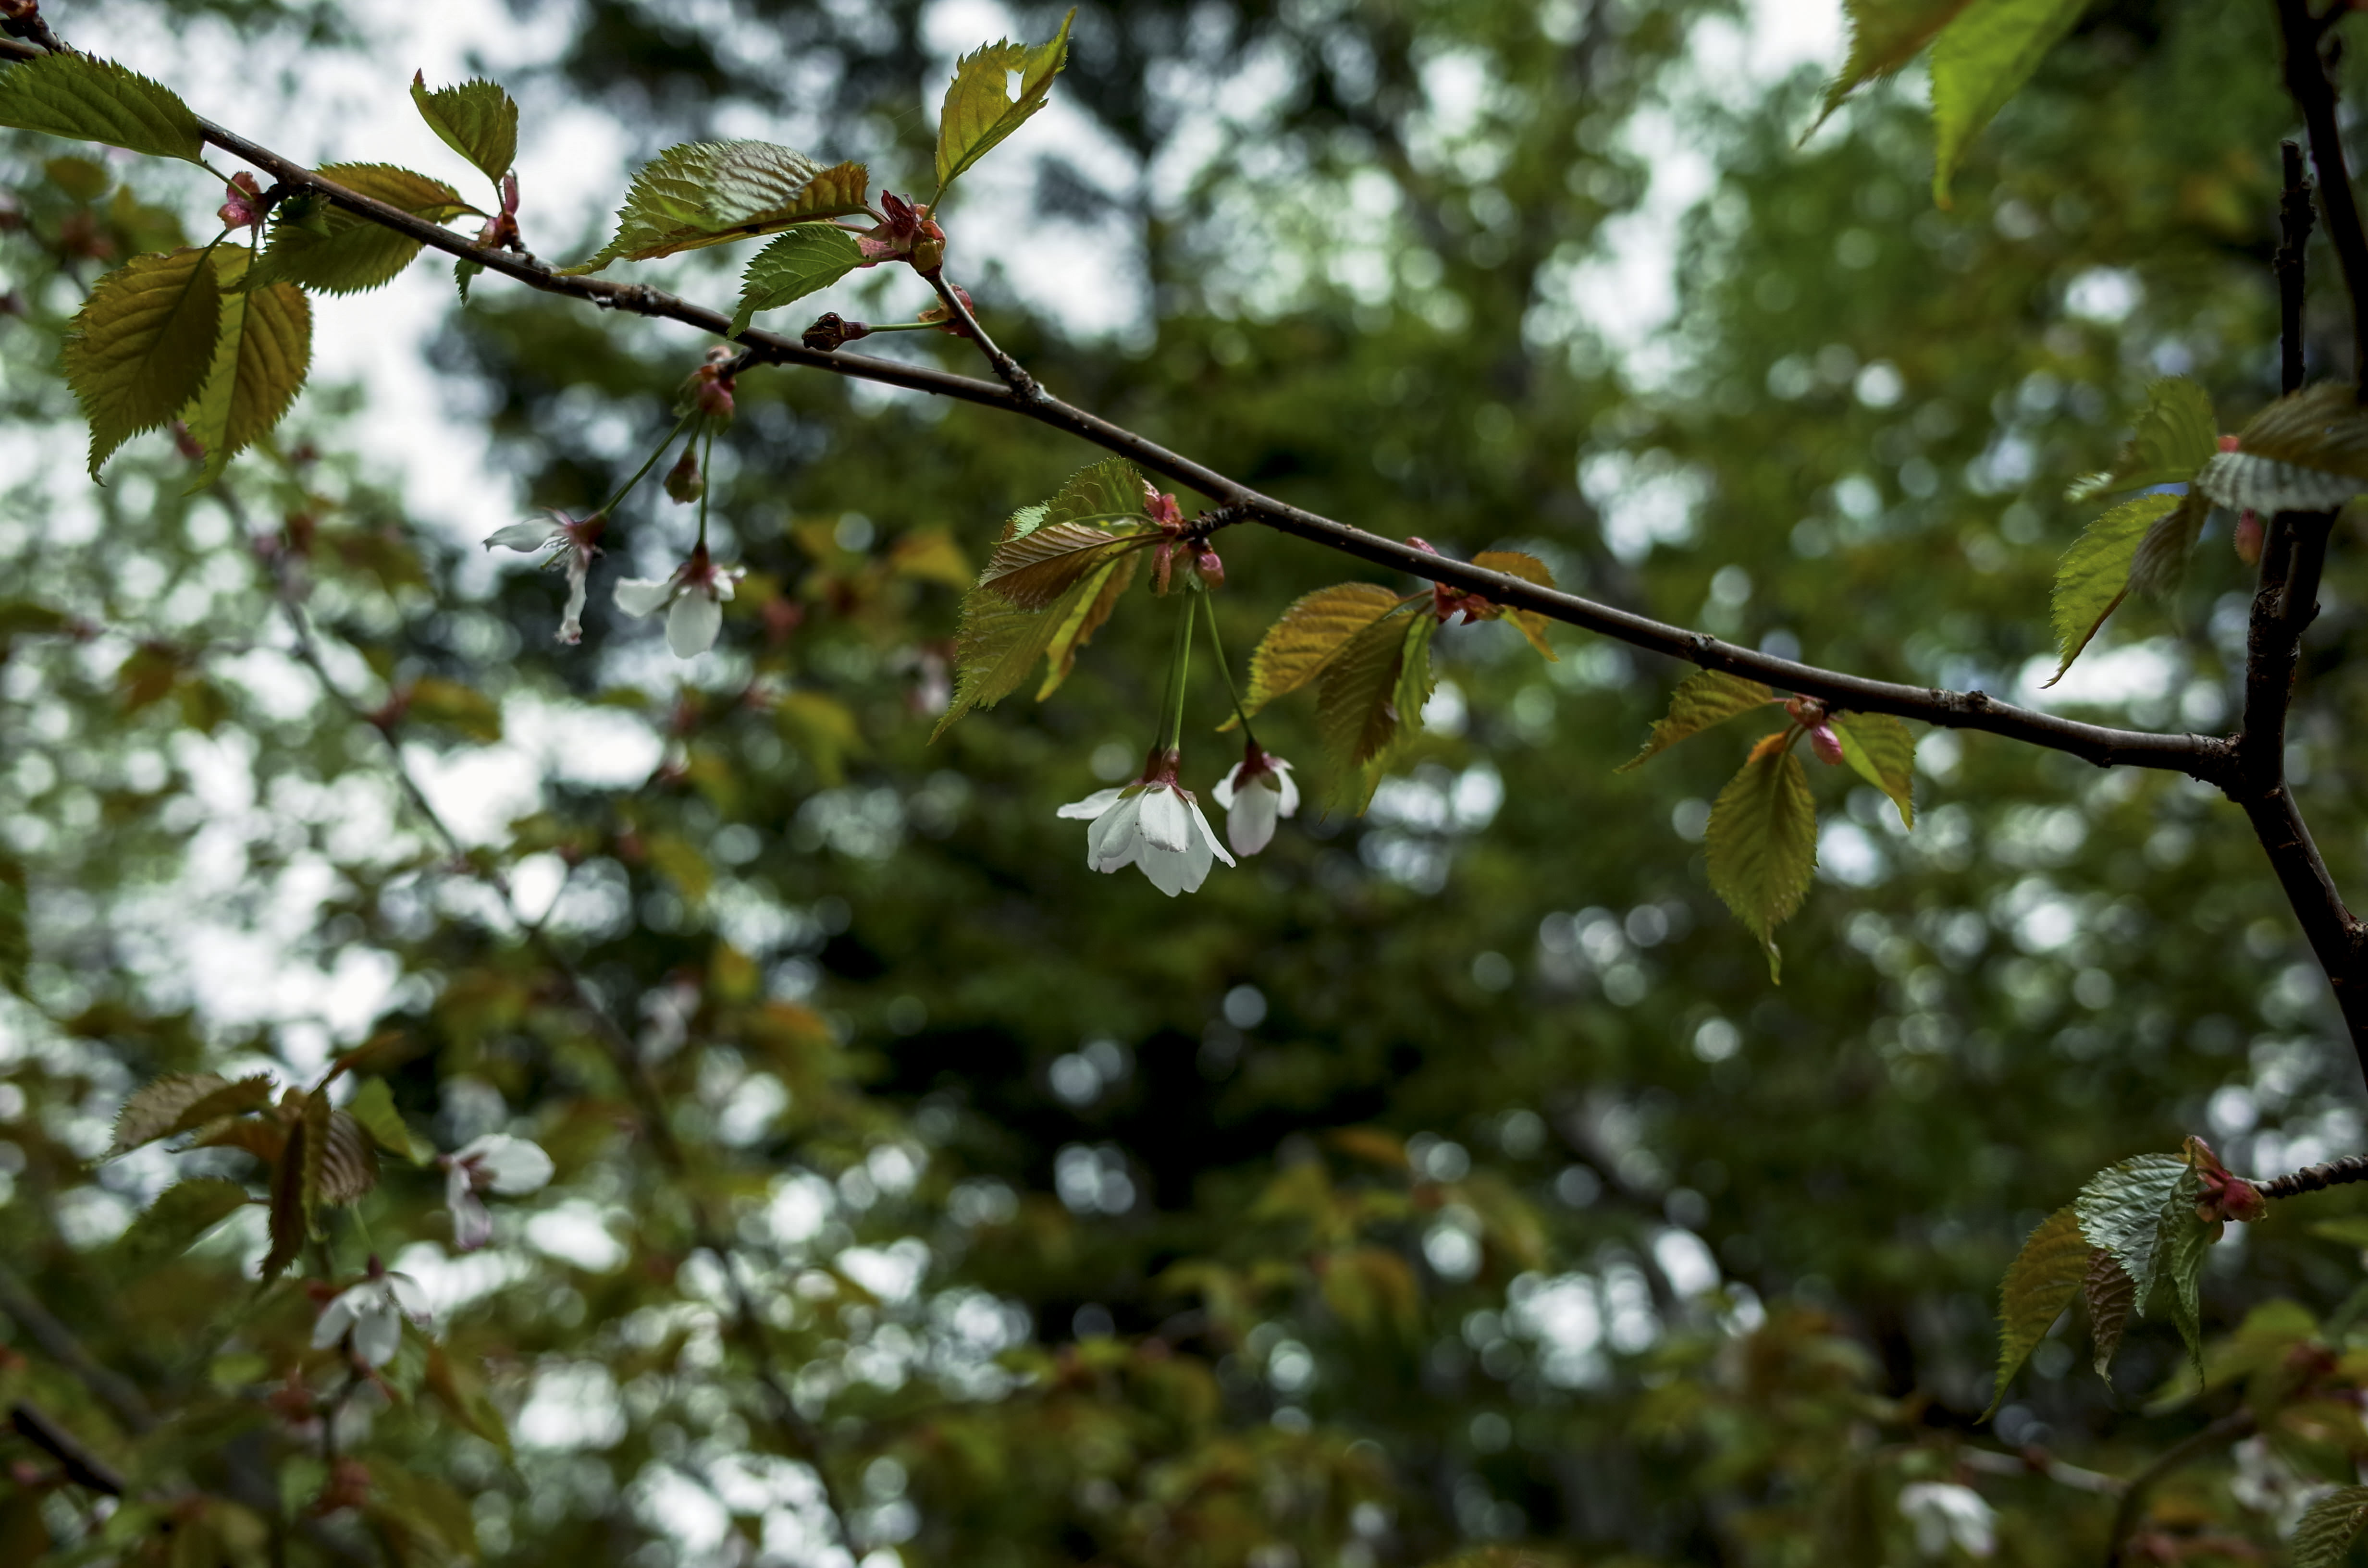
[
  {"left": 1199, "top": 589, "right": 1257, "bottom": 747},
  {"left": 1161, "top": 587, "right": 1196, "bottom": 753},
  {"left": 597, "top": 406, "right": 699, "bottom": 518},
  {"left": 696, "top": 423, "right": 715, "bottom": 550},
  {"left": 860, "top": 321, "right": 942, "bottom": 333}
]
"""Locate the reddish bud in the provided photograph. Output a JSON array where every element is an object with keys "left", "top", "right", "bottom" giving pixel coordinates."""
[
  {"left": 2217, "top": 433, "right": 2241, "bottom": 453},
  {"left": 2234, "top": 510, "right": 2263, "bottom": 566},
  {"left": 218, "top": 171, "right": 264, "bottom": 231},
  {"left": 1808, "top": 723, "right": 1844, "bottom": 765},
  {"left": 1153, "top": 539, "right": 1177, "bottom": 595},
  {"left": 1145, "top": 484, "right": 1185, "bottom": 533},
  {"left": 1784, "top": 695, "right": 1827, "bottom": 726},
  {"left": 664, "top": 448, "right": 703, "bottom": 503},
  {"left": 171, "top": 419, "right": 205, "bottom": 463},
  {"left": 918, "top": 284, "right": 977, "bottom": 336},
  {"left": 2186, "top": 1135, "right": 2269, "bottom": 1225},
  {"left": 1193, "top": 544, "right": 1225, "bottom": 586},
  {"left": 802, "top": 312, "right": 872, "bottom": 352}
]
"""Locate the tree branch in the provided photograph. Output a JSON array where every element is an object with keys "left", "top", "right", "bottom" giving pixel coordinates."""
[
  {"left": 2278, "top": 0, "right": 2368, "bottom": 396},
  {"left": 174, "top": 113, "right": 2231, "bottom": 783},
  {"left": 923, "top": 270, "right": 1042, "bottom": 400},
  {"left": 0, "top": 1261, "right": 154, "bottom": 1435},
  {"left": 2100, "top": 1408, "right": 2257, "bottom": 1568}
]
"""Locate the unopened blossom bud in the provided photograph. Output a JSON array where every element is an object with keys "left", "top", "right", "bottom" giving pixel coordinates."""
[
  {"left": 665, "top": 448, "right": 703, "bottom": 503},
  {"left": 2234, "top": 509, "right": 2263, "bottom": 565},
  {"left": 218, "top": 171, "right": 264, "bottom": 230},
  {"left": 2186, "top": 1134, "right": 2269, "bottom": 1225},
  {"left": 2218, "top": 433, "right": 2241, "bottom": 453},
  {"left": 684, "top": 345, "right": 737, "bottom": 423},
  {"left": 802, "top": 312, "right": 872, "bottom": 352},
  {"left": 171, "top": 420, "right": 204, "bottom": 462},
  {"left": 1193, "top": 544, "right": 1225, "bottom": 586},
  {"left": 1808, "top": 723, "right": 1844, "bottom": 765},
  {"left": 311, "top": 1458, "right": 373, "bottom": 1516},
  {"left": 1784, "top": 695, "right": 1827, "bottom": 726},
  {"left": 1153, "top": 539, "right": 1178, "bottom": 595}
]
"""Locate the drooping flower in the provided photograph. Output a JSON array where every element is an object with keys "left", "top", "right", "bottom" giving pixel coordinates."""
[
  {"left": 310, "top": 1259, "right": 432, "bottom": 1367},
  {"left": 484, "top": 511, "right": 604, "bottom": 644},
  {"left": 1211, "top": 740, "right": 1298, "bottom": 856},
  {"left": 1897, "top": 1482, "right": 1996, "bottom": 1558},
  {"left": 438, "top": 1133, "right": 555, "bottom": 1252},
  {"left": 615, "top": 543, "right": 744, "bottom": 658},
  {"left": 1058, "top": 747, "right": 1235, "bottom": 896}
]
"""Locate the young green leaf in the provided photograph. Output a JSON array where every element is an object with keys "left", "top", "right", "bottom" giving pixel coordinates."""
[
  {"left": 409, "top": 73, "right": 518, "bottom": 185},
  {"left": 2072, "top": 1152, "right": 2186, "bottom": 1307},
  {"left": 1469, "top": 549, "right": 1560, "bottom": 661},
  {"left": 1043, "top": 458, "right": 1155, "bottom": 529},
  {"left": 2126, "top": 488, "right": 2210, "bottom": 599},
  {"left": 0, "top": 52, "right": 204, "bottom": 162},
  {"left": 1831, "top": 712, "right": 1914, "bottom": 827},
  {"left": 1810, "top": 0, "right": 1976, "bottom": 134},
  {"left": 62, "top": 246, "right": 224, "bottom": 477},
  {"left": 2043, "top": 490, "right": 2177, "bottom": 686},
  {"left": 426, "top": 1344, "right": 512, "bottom": 1458},
  {"left": 1619, "top": 668, "right": 1777, "bottom": 772},
  {"left": 181, "top": 248, "right": 312, "bottom": 490},
  {"left": 298, "top": 1090, "right": 331, "bottom": 1225},
  {"left": 317, "top": 1110, "right": 380, "bottom": 1206},
  {"left": 935, "top": 9, "right": 1077, "bottom": 199},
  {"left": 260, "top": 1109, "right": 307, "bottom": 1282},
  {"left": 1240, "top": 583, "right": 1414, "bottom": 723},
  {"left": 1984, "top": 1205, "right": 2091, "bottom": 1420},
  {"left": 2294, "top": 1487, "right": 2368, "bottom": 1568},
  {"left": 2065, "top": 377, "right": 2217, "bottom": 502},
  {"left": 119, "top": 1178, "right": 251, "bottom": 1269},
  {"left": 730, "top": 223, "right": 866, "bottom": 333},
  {"left": 1316, "top": 602, "right": 1427, "bottom": 779},
  {"left": 1929, "top": 0, "right": 2089, "bottom": 206},
  {"left": 565, "top": 142, "right": 870, "bottom": 275},
  {"left": 246, "top": 164, "right": 472, "bottom": 295},
  {"left": 344, "top": 1076, "right": 425, "bottom": 1165},
  {"left": 978, "top": 522, "right": 1147, "bottom": 609},
  {"left": 2084, "top": 1249, "right": 2135, "bottom": 1378},
  {"left": 110, "top": 1071, "right": 238, "bottom": 1154},
  {"left": 1037, "top": 551, "right": 1138, "bottom": 701},
  {"left": 2195, "top": 382, "right": 2368, "bottom": 513},
  {"left": 935, "top": 569, "right": 1111, "bottom": 738},
  {"left": 455, "top": 257, "right": 482, "bottom": 303},
  {"left": 2152, "top": 1178, "right": 2211, "bottom": 1379},
  {"left": 1705, "top": 737, "right": 1818, "bottom": 981}
]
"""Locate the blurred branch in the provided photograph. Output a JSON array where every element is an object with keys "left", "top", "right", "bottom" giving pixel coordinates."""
[
  {"left": 169, "top": 113, "right": 2230, "bottom": 781},
  {"left": 2100, "top": 1408, "right": 2257, "bottom": 1568},
  {"left": 0, "top": 1261, "right": 154, "bottom": 1435},
  {"left": 2276, "top": 0, "right": 2368, "bottom": 395},
  {"left": 8, "top": 1400, "right": 127, "bottom": 1495},
  {"left": 2259, "top": 1151, "right": 2368, "bottom": 1197}
]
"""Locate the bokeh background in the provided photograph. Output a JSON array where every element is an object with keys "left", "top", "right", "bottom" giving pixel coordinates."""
[{"left": 8, "top": 0, "right": 2368, "bottom": 1562}]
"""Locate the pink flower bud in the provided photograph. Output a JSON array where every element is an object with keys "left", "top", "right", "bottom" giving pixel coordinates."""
[
  {"left": 1193, "top": 544, "right": 1224, "bottom": 586},
  {"left": 1153, "top": 539, "right": 1177, "bottom": 595},
  {"left": 1784, "top": 695, "right": 1827, "bottom": 726},
  {"left": 1808, "top": 723, "right": 1844, "bottom": 765},
  {"left": 2217, "top": 433, "right": 2241, "bottom": 453},
  {"left": 665, "top": 449, "right": 703, "bottom": 503},
  {"left": 2234, "top": 510, "right": 2263, "bottom": 566},
  {"left": 218, "top": 171, "right": 263, "bottom": 231}
]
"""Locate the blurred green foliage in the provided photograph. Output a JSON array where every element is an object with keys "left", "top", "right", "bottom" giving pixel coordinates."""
[{"left": 10, "top": 0, "right": 2368, "bottom": 1563}]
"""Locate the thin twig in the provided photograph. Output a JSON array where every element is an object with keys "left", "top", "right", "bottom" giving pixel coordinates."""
[
  {"left": 923, "top": 270, "right": 1042, "bottom": 400},
  {"left": 9, "top": 1400, "right": 128, "bottom": 1494},
  {"left": 0, "top": 1261, "right": 154, "bottom": 1434},
  {"left": 2100, "top": 1408, "right": 2257, "bottom": 1568}
]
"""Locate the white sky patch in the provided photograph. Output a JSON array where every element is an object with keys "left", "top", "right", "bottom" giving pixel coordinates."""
[{"left": 2014, "top": 639, "right": 2182, "bottom": 708}]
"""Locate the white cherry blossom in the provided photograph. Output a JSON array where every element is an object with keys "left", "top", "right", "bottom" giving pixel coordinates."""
[
  {"left": 439, "top": 1134, "right": 555, "bottom": 1252},
  {"left": 1210, "top": 741, "right": 1299, "bottom": 856},
  {"left": 311, "top": 1263, "right": 432, "bottom": 1367},
  {"left": 1058, "top": 747, "right": 1234, "bottom": 896},
  {"left": 615, "top": 544, "right": 744, "bottom": 658},
  {"left": 484, "top": 511, "right": 603, "bottom": 645}
]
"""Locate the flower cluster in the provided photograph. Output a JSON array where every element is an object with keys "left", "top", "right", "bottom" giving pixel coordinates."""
[{"left": 1060, "top": 739, "right": 1297, "bottom": 894}]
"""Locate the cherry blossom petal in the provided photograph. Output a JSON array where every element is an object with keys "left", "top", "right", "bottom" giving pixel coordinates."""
[
  {"left": 477, "top": 1137, "right": 555, "bottom": 1195},
  {"left": 311, "top": 1290, "right": 360, "bottom": 1350},
  {"left": 1268, "top": 760, "right": 1300, "bottom": 818},
  {"left": 666, "top": 589, "right": 724, "bottom": 657},
  {"left": 613, "top": 577, "right": 675, "bottom": 618},
  {"left": 483, "top": 521, "right": 557, "bottom": 551},
  {"left": 1087, "top": 794, "right": 1146, "bottom": 873},
  {"left": 1223, "top": 783, "right": 1279, "bottom": 856},
  {"left": 1057, "top": 788, "right": 1125, "bottom": 821},
  {"left": 351, "top": 1298, "right": 402, "bottom": 1366},
  {"left": 1187, "top": 797, "right": 1235, "bottom": 870},
  {"left": 1137, "top": 786, "right": 1191, "bottom": 854},
  {"left": 1212, "top": 763, "right": 1243, "bottom": 810}
]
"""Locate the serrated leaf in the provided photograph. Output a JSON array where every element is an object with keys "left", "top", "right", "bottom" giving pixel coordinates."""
[
  {"left": 1831, "top": 712, "right": 1914, "bottom": 827},
  {"left": 1984, "top": 1205, "right": 2090, "bottom": 1419},
  {"left": 1705, "top": 740, "right": 1817, "bottom": 981},
  {"left": 1619, "top": 668, "right": 1777, "bottom": 772},
  {"left": 2294, "top": 1486, "right": 2368, "bottom": 1568},
  {"left": 1469, "top": 550, "right": 1559, "bottom": 661},
  {"left": 165, "top": 1074, "right": 277, "bottom": 1140},
  {"left": 1038, "top": 550, "right": 1137, "bottom": 701},
  {"left": 317, "top": 1110, "right": 379, "bottom": 1206},
  {"left": 2066, "top": 378, "right": 2218, "bottom": 502},
  {"left": 1238, "top": 583, "right": 1410, "bottom": 725},
  {"left": 120, "top": 1177, "right": 250, "bottom": 1268},
  {"left": 409, "top": 73, "right": 517, "bottom": 185},
  {"left": 181, "top": 247, "right": 312, "bottom": 490},
  {"left": 345, "top": 1077, "right": 425, "bottom": 1165},
  {"left": 934, "top": 8, "right": 1076, "bottom": 197},
  {"left": 1811, "top": 0, "right": 1976, "bottom": 133},
  {"left": 565, "top": 142, "right": 870, "bottom": 275},
  {"left": 2127, "top": 488, "right": 2211, "bottom": 600},
  {"left": 1929, "top": 0, "right": 2089, "bottom": 206},
  {"left": 2073, "top": 1152, "right": 2186, "bottom": 1309},
  {"left": 2152, "top": 1170, "right": 2211, "bottom": 1379},
  {"left": 195, "top": 1113, "right": 287, "bottom": 1165},
  {"left": 729, "top": 223, "right": 865, "bottom": 333},
  {"left": 2085, "top": 1249, "right": 2135, "bottom": 1378},
  {"left": 978, "top": 522, "right": 1147, "bottom": 609},
  {"left": 245, "top": 165, "right": 471, "bottom": 295},
  {"left": 299, "top": 1090, "right": 331, "bottom": 1225},
  {"left": 0, "top": 52, "right": 203, "bottom": 161},
  {"left": 935, "top": 573, "right": 1098, "bottom": 738},
  {"left": 2196, "top": 451, "right": 2365, "bottom": 514},
  {"left": 455, "top": 257, "right": 481, "bottom": 303},
  {"left": 261, "top": 1107, "right": 308, "bottom": 1282},
  {"left": 1316, "top": 603, "right": 1425, "bottom": 778},
  {"left": 1042, "top": 458, "right": 1155, "bottom": 531},
  {"left": 2043, "top": 490, "right": 2177, "bottom": 686},
  {"left": 2226, "top": 382, "right": 2368, "bottom": 478},
  {"left": 61, "top": 245, "right": 223, "bottom": 477},
  {"left": 111, "top": 1072, "right": 230, "bottom": 1154}
]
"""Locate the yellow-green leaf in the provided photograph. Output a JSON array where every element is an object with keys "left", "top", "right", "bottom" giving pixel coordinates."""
[
  {"left": 730, "top": 222, "right": 866, "bottom": 333},
  {"left": 119, "top": 1177, "right": 250, "bottom": 1269},
  {"left": 1619, "top": 668, "right": 1776, "bottom": 772},
  {"left": 2065, "top": 377, "right": 2217, "bottom": 502},
  {"left": 345, "top": 1076, "right": 427, "bottom": 1165},
  {"left": 1810, "top": 0, "right": 1976, "bottom": 133},
  {"left": 246, "top": 164, "right": 472, "bottom": 295},
  {"left": 62, "top": 245, "right": 223, "bottom": 477},
  {"left": 1831, "top": 711, "right": 1914, "bottom": 827},
  {"left": 2152, "top": 1175, "right": 2211, "bottom": 1379},
  {"left": 934, "top": 9, "right": 1076, "bottom": 198},
  {"left": 181, "top": 247, "right": 311, "bottom": 490},
  {"left": 1237, "top": 582, "right": 1410, "bottom": 725},
  {"left": 978, "top": 522, "right": 1147, "bottom": 610},
  {"left": 645, "top": 831, "right": 714, "bottom": 903},
  {"left": 1984, "top": 1205, "right": 2091, "bottom": 1419},
  {"left": 2043, "top": 490, "right": 2176, "bottom": 686},
  {"left": 409, "top": 73, "right": 518, "bottom": 185},
  {"left": 1316, "top": 606, "right": 1431, "bottom": 808},
  {"left": 1469, "top": 549, "right": 1559, "bottom": 661},
  {"left": 1705, "top": 738, "right": 1817, "bottom": 981},
  {"left": 2294, "top": 1487, "right": 2368, "bottom": 1568},
  {"left": 1930, "top": 0, "right": 2090, "bottom": 206},
  {"left": 0, "top": 52, "right": 203, "bottom": 162},
  {"left": 1039, "top": 550, "right": 1137, "bottom": 701},
  {"left": 566, "top": 142, "right": 870, "bottom": 275},
  {"left": 1041, "top": 458, "right": 1155, "bottom": 532},
  {"left": 934, "top": 571, "right": 1102, "bottom": 738}
]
